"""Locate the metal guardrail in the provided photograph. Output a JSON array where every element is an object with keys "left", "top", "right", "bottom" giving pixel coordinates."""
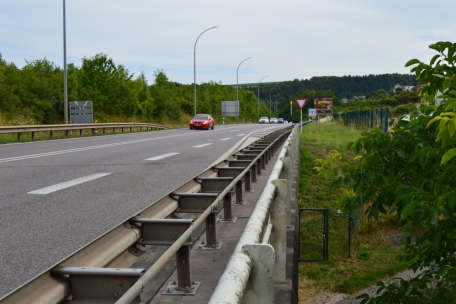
[
  {"left": 209, "top": 125, "right": 300, "bottom": 303},
  {"left": 0, "top": 123, "right": 171, "bottom": 141},
  {"left": 0, "top": 125, "right": 296, "bottom": 304}
]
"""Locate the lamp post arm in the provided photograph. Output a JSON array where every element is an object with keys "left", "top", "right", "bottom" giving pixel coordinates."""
[
  {"left": 257, "top": 75, "right": 270, "bottom": 121},
  {"left": 193, "top": 26, "right": 218, "bottom": 117},
  {"left": 236, "top": 57, "right": 252, "bottom": 102}
]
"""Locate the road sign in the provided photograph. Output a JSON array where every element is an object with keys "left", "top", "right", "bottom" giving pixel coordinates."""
[
  {"left": 295, "top": 98, "right": 308, "bottom": 110},
  {"left": 308, "top": 108, "right": 316, "bottom": 117}
]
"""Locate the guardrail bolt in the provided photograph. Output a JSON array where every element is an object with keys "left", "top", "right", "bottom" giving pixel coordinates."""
[{"left": 118, "top": 280, "right": 123, "bottom": 286}]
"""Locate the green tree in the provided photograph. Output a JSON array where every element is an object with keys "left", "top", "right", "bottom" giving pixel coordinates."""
[{"left": 315, "top": 41, "right": 456, "bottom": 303}]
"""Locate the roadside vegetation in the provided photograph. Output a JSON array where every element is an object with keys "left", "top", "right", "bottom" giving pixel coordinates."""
[
  {"left": 298, "top": 122, "right": 411, "bottom": 302},
  {"left": 309, "top": 41, "right": 456, "bottom": 303},
  {"left": 0, "top": 53, "right": 267, "bottom": 126}
]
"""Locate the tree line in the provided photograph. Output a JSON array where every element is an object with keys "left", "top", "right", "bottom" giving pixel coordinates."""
[
  {"left": 254, "top": 73, "right": 417, "bottom": 100},
  {"left": 0, "top": 52, "right": 418, "bottom": 126},
  {"left": 0, "top": 53, "right": 268, "bottom": 125}
]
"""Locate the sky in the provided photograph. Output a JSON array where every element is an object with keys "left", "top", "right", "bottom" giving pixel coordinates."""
[{"left": 1, "top": 0, "right": 456, "bottom": 86}]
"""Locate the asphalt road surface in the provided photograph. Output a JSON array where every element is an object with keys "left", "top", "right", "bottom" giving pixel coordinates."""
[{"left": 0, "top": 123, "right": 289, "bottom": 298}]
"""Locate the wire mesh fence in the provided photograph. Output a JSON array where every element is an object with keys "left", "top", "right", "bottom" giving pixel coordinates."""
[{"left": 334, "top": 108, "right": 389, "bottom": 133}]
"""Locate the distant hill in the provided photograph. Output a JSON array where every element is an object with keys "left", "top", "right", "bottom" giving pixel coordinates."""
[{"left": 240, "top": 74, "right": 418, "bottom": 100}]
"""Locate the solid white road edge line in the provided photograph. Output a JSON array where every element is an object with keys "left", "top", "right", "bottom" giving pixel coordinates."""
[
  {"left": 145, "top": 152, "right": 179, "bottom": 161},
  {"left": 28, "top": 173, "right": 112, "bottom": 195}
]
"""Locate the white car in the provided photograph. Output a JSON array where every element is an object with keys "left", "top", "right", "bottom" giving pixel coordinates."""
[
  {"left": 270, "top": 118, "right": 278, "bottom": 123},
  {"left": 259, "top": 117, "right": 269, "bottom": 124}
]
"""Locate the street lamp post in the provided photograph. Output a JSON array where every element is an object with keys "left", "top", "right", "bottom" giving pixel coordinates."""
[
  {"left": 274, "top": 91, "right": 290, "bottom": 119},
  {"left": 269, "top": 85, "right": 278, "bottom": 118},
  {"left": 63, "top": 0, "right": 68, "bottom": 124},
  {"left": 194, "top": 26, "right": 218, "bottom": 117},
  {"left": 236, "top": 57, "right": 252, "bottom": 123},
  {"left": 257, "top": 75, "right": 269, "bottom": 121}
]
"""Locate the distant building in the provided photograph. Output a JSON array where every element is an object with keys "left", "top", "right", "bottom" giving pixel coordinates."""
[
  {"left": 391, "top": 83, "right": 418, "bottom": 94},
  {"left": 348, "top": 96, "right": 365, "bottom": 102},
  {"left": 341, "top": 98, "right": 349, "bottom": 103}
]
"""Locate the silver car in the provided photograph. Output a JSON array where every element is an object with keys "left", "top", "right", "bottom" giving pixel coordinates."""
[
  {"left": 270, "top": 117, "right": 278, "bottom": 123},
  {"left": 259, "top": 117, "right": 269, "bottom": 124}
]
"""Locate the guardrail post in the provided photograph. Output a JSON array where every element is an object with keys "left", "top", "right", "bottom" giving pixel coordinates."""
[
  {"left": 264, "top": 151, "right": 269, "bottom": 165},
  {"left": 235, "top": 180, "right": 245, "bottom": 205},
  {"left": 222, "top": 192, "right": 235, "bottom": 221},
  {"left": 251, "top": 164, "right": 258, "bottom": 182},
  {"left": 245, "top": 170, "right": 252, "bottom": 192},
  {"left": 261, "top": 156, "right": 266, "bottom": 170},
  {"left": 32, "top": 132, "right": 35, "bottom": 140},
  {"left": 176, "top": 245, "right": 193, "bottom": 290},
  {"left": 271, "top": 179, "right": 288, "bottom": 283},
  {"left": 206, "top": 212, "right": 218, "bottom": 247},
  {"left": 241, "top": 244, "right": 275, "bottom": 304}
]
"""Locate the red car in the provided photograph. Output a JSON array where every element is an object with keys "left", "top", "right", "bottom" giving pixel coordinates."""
[{"left": 189, "top": 114, "right": 215, "bottom": 130}]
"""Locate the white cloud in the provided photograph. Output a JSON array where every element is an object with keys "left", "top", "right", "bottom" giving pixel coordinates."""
[{"left": 1, "top": 0, "right": 455, "bottom": 85}]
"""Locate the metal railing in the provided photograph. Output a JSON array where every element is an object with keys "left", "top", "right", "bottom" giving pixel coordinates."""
[
  {"left": 0, "top": 125, "right": 297, "bottom": 304},
  {"left": 0, "top": 123, "right": 171, "bottom": 141},
  {"left": 209, "top": 125, "right": 300, "bottom": 303}
]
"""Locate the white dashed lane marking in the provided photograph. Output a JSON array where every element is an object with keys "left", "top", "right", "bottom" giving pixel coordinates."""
[
  {"left": 145, "top": 153, "right": 179, "bottom": 161},
  {"left": 194, "top": 143, "right": 212, "bottom": 148},
  {"left": 220, "top": 138, "right": 231, "bottom": 141},
  {"left": 28, "top": 173, "right": 112, "bottom": 195}
]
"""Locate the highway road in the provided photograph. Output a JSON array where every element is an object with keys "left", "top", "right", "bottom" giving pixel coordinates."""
[{"left": 0, "top": 123, "right": 289, "bottom": 298}]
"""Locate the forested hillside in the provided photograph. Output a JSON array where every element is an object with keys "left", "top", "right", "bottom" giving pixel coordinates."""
[
  {"left": 254, "top": 74, "right": 417, "bottom": 101},
  {"left": 0, "top": 53, "right": 266, "bottom": 125}
]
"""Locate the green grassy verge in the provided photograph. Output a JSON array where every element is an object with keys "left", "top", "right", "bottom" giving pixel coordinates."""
[{"left": 298, "top": 122, "right": 410, "bottom": 301}]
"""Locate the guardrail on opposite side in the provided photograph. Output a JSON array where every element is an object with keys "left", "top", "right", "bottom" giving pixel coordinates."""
[{"left": 0, "top": 123, "right": 171, "bottom": 141}]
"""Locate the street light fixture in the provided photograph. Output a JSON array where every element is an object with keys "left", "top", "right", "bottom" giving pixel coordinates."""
[
  {"left": 236, "top": 57, "right": 252, "bottom": 122},
  {"left": 63, "top": 0, "right": 68, "bottom": 124},
  {"left": 194, "top": 26, "right": 218, "bottom": 117},
  {"left": 257, "top": 75, "right": 269, "bottom": 121}
]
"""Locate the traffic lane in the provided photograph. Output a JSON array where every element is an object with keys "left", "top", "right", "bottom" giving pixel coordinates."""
[
  {"left": 0, "top": 124, "right": 286, "bottom": 202},
  {"left": 0, "top": 124, "right": 245, "bottom": 160},
  {"left": 0, "top": 124, "right": 280, "bottom": 205},
  {"left": 0, "top": 125, "right": 288, "bottom": 296}
]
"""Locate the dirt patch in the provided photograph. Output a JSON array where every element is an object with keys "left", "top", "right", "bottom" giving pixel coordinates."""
[{"left": 385, "top": 232, "right": 407, "bottom": 247}]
